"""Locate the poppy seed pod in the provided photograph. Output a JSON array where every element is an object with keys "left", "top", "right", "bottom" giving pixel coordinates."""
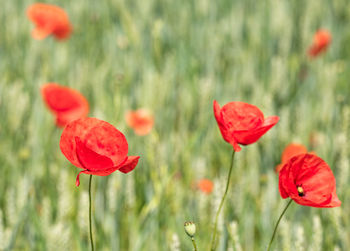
[
  {"left": 184, "top": 222, "right": 196, "bottom": 237},
  {"left": 213, "top": 100, "right": 279, "bottom": 152}
]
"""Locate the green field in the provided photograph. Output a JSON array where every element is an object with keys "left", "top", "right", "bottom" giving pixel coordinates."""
[{"left": 1, "top": 0, "right": 350, "bottom": 250}]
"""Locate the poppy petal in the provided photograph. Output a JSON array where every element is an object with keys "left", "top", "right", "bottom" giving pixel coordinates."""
[
  {"left": 308, "top": 29, "right": 331, "bottom": 58},
  {"left": 74, "top": 167, "right": 122, "bottom": 186},
  {"left": 233, "top": 116, "right": 279, "bottom": 145},
  {"left": 60, "top": 118, "right": 100, "bottom": 169},
  {"left": 32, "top": 27, "right": 52, "bottom": 40},
  {"left": 41, "top": 83, "right": 89, "bottom": 127},
  {"left": 83, "top": 123, "right": 128, "bottom": 167},
  {"left": 278, "top": 164, "right": 291, "bottom": 199},
  {"left": 281, "top": 144, "right": 308, "bottom": 164},
  {"left": 197, "top": 179, "right": 214, "bottom": 194},
  {"left": 118, "top": 156, "right": 140, "bottom": 173},
  {"left": 60, "top": 118, "right": 128, "bottom": 169},
  {"left": 327, "top": 190, "right": 341, "bottom": 207},
  {"left": 220, "top": 102, "right": 264, "bottom": 131},
  {"left": 75, "top": 170, "right": 88, "bottom": 187},
  {"left": 80, "top": 166, "right": 121, "bottom": 177},
  {"left": 276, "top": 143, "right": 310, "bottom": 173},
  {"left": 75, "top": 137, "right": 114, "bottom": 171},
  {"left": 213, "top": 100, "right": 241, "bottom": 151},
  {"left": 125, "top": 109, "right": 154, "bottom": 136},
  {"left": 27, "top": 3, "right": 72, "bottom": 40},
  {"left": 55, "top": 106, "right": 88, "bottom": 127},
  {"left": 278, "top": 154, "right": 341, "bottom": 208}
]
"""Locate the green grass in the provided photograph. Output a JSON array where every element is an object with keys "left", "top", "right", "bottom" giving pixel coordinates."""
[{"left": 1, "top": 0, "right": 350, "bottom": 250}]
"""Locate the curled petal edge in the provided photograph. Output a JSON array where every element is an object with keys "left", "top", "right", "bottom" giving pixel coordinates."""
[
  {"left": 213, "top": 100, "right": 241, "bottom": 151},
  {"left": 118, "top": 156, "right": 140, "bottom": 173}
]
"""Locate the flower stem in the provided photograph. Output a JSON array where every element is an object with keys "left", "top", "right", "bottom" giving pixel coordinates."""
[
  {"left": 89, "top": 175, "right": 94, "bottom": 251},
  {"left": 266, "top": 199, "right": 293, "bottom": 251},
  {"left": 191, "top": 237, "right": 198, "bottom": 251},
  {"left": 210, "top": 149, "right": 236, "bottom": 251}
]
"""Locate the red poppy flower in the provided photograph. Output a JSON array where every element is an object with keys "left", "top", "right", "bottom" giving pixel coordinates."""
[
  {"left": 213, "top": 100, "right": 279, "bottom": 152},
  {"left": 27, "top": 3, "right": 72, "bottom": 40},
  {"left": 279, "top": 153, "right": 341, "bottom": 208},
  {"left": 125, "top": 109, "right": 154, "bottom": 136},
  {"left": 308, "top": 29, "right": 331, "bottom": 58},
  {"left": 197, "top": 179, "right": 214, "bottom": 194},
  {"left": 60, "top": 117, "right": 140, "bottom": 186},
  {"left": 41, "top": 83, "right": 89, "bottom": 127},
  {"left": 275, "top": 143, "right": 308, "bottom": 173}
]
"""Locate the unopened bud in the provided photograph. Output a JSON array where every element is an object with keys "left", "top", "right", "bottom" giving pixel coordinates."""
[{"left": 184, "top": 221, "right": 196, "bottom": 237}]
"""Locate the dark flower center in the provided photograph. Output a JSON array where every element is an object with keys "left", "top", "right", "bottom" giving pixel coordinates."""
[{"left": 297, "top": 186, "right": 305, "bottom": 197}]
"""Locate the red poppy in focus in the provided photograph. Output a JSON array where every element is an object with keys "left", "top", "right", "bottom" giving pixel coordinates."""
[
  {"left": 275, "top": 143, "right": 308, "bottom": 173},
  {"left": 308, "top": 29, "right": 331, "bottom": 58},
  {"left": 279, "top": 153, "right": 341, "bottom": 208},
  {"left": 213, "top": 100, "right": 279, "bottom": 152},
  {"left": 41, "top": 83, "right": 89, "bottom": 127},
  {"left": 197, "top": 179, "right": 214, "bottom": 194},
  {"left": 125, "top": 109, "right": 154, "bottom": 136},
  {"left": 60, "top": 117, "right": 140, "bottom": 186},
  {"left": 27, "top": 3, "right": 72, "bottom": 40}
]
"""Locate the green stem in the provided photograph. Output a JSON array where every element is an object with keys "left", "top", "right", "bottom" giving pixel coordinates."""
[
  {"left": 210, "top": 150, "right": 236, "bottom": 251},
  {"left": 191, "top": 237, "right": 198, "bottom": 251},
  {"left": 89, "top": 175, "right": 95, "bottom": 251},
  {"left": 266, "top": 199, "right": 293, "bottom": 251}
]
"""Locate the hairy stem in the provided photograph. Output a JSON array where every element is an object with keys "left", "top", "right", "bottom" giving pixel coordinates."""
[
  {"left": 210, "top": 149, "right": 235, "bottom": 250},
  {"left": 191, "top": 237, "right": 198, "bottom": 251},
  {"left": 89, "top": 175, "right": 94, "bottom": 251},
  {"left": 266, "top": 199, "right": 293, "bottom": 251}
]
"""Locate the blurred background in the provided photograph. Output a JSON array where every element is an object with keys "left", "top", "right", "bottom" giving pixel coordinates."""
[{"left": 1, "top": 0, "right": 350, "bottom": 250}]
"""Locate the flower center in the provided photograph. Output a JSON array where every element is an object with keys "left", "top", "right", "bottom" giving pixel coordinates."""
[{"left": 297, "top": 186, "right": 304, "bottom": 197}]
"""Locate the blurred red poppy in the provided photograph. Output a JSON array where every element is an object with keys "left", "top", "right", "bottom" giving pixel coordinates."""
[
  {"left": 27, "top": 3, "right": 72, "bottom": 40},
  {"left": 275, "top": 143, "right": 308, "bottom": 173},
  {"left": 279, "top": 153, "right": 341, "bottom": 208},
  {"left": 308, "top": 29, "right": 331, "bottom": 58},
  {"left": 197, "top": 179, "right": 214, "bottom": 194},
  {"left": 60, "top": 117, "right": 140, "bottom": 186},
  {"left": 125, "top": 109, "right": 154, "bottom": 136},
  {"left": 213, "top": 100, "right": 279, "bottom": 152},
  {"left": 41, "top": 83, "right": 89, "bottom": 127}
]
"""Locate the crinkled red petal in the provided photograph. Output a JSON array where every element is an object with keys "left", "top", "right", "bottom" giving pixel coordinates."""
[
  {"left": 278, "top": 154, "right": 341, "bottom": 208},
  {"left": 233, "top": 116, "right": 279, "bottom": 145},
  {"left": 75, "top": 137, "right": 114, "bottom": 171},
  {"left": 60, "top": 118, "right": 128, "bottom": 169},
  {"left": 118, "top": 156, "right": 140, "bottom": 173},
  {"left": 213, "top": 100, "right": 241, "bottom": 151}
]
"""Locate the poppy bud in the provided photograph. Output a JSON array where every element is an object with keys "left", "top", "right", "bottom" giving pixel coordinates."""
[{"left": 184, "top": 222, "right": 196, "bottom": 237}]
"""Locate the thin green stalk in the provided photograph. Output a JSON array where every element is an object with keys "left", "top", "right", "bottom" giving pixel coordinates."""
[
  {"left": 266, "top": 199, "right": 293, "bottom": 251},
  {"left": 89, "top": 175, "right": 95, "bottom": 251},
  {"left": 210, "top": 149, "right": 236, "bottom": 251},
  {"left": 191, "top": 237, "right": 198, "bottom": 251}
]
